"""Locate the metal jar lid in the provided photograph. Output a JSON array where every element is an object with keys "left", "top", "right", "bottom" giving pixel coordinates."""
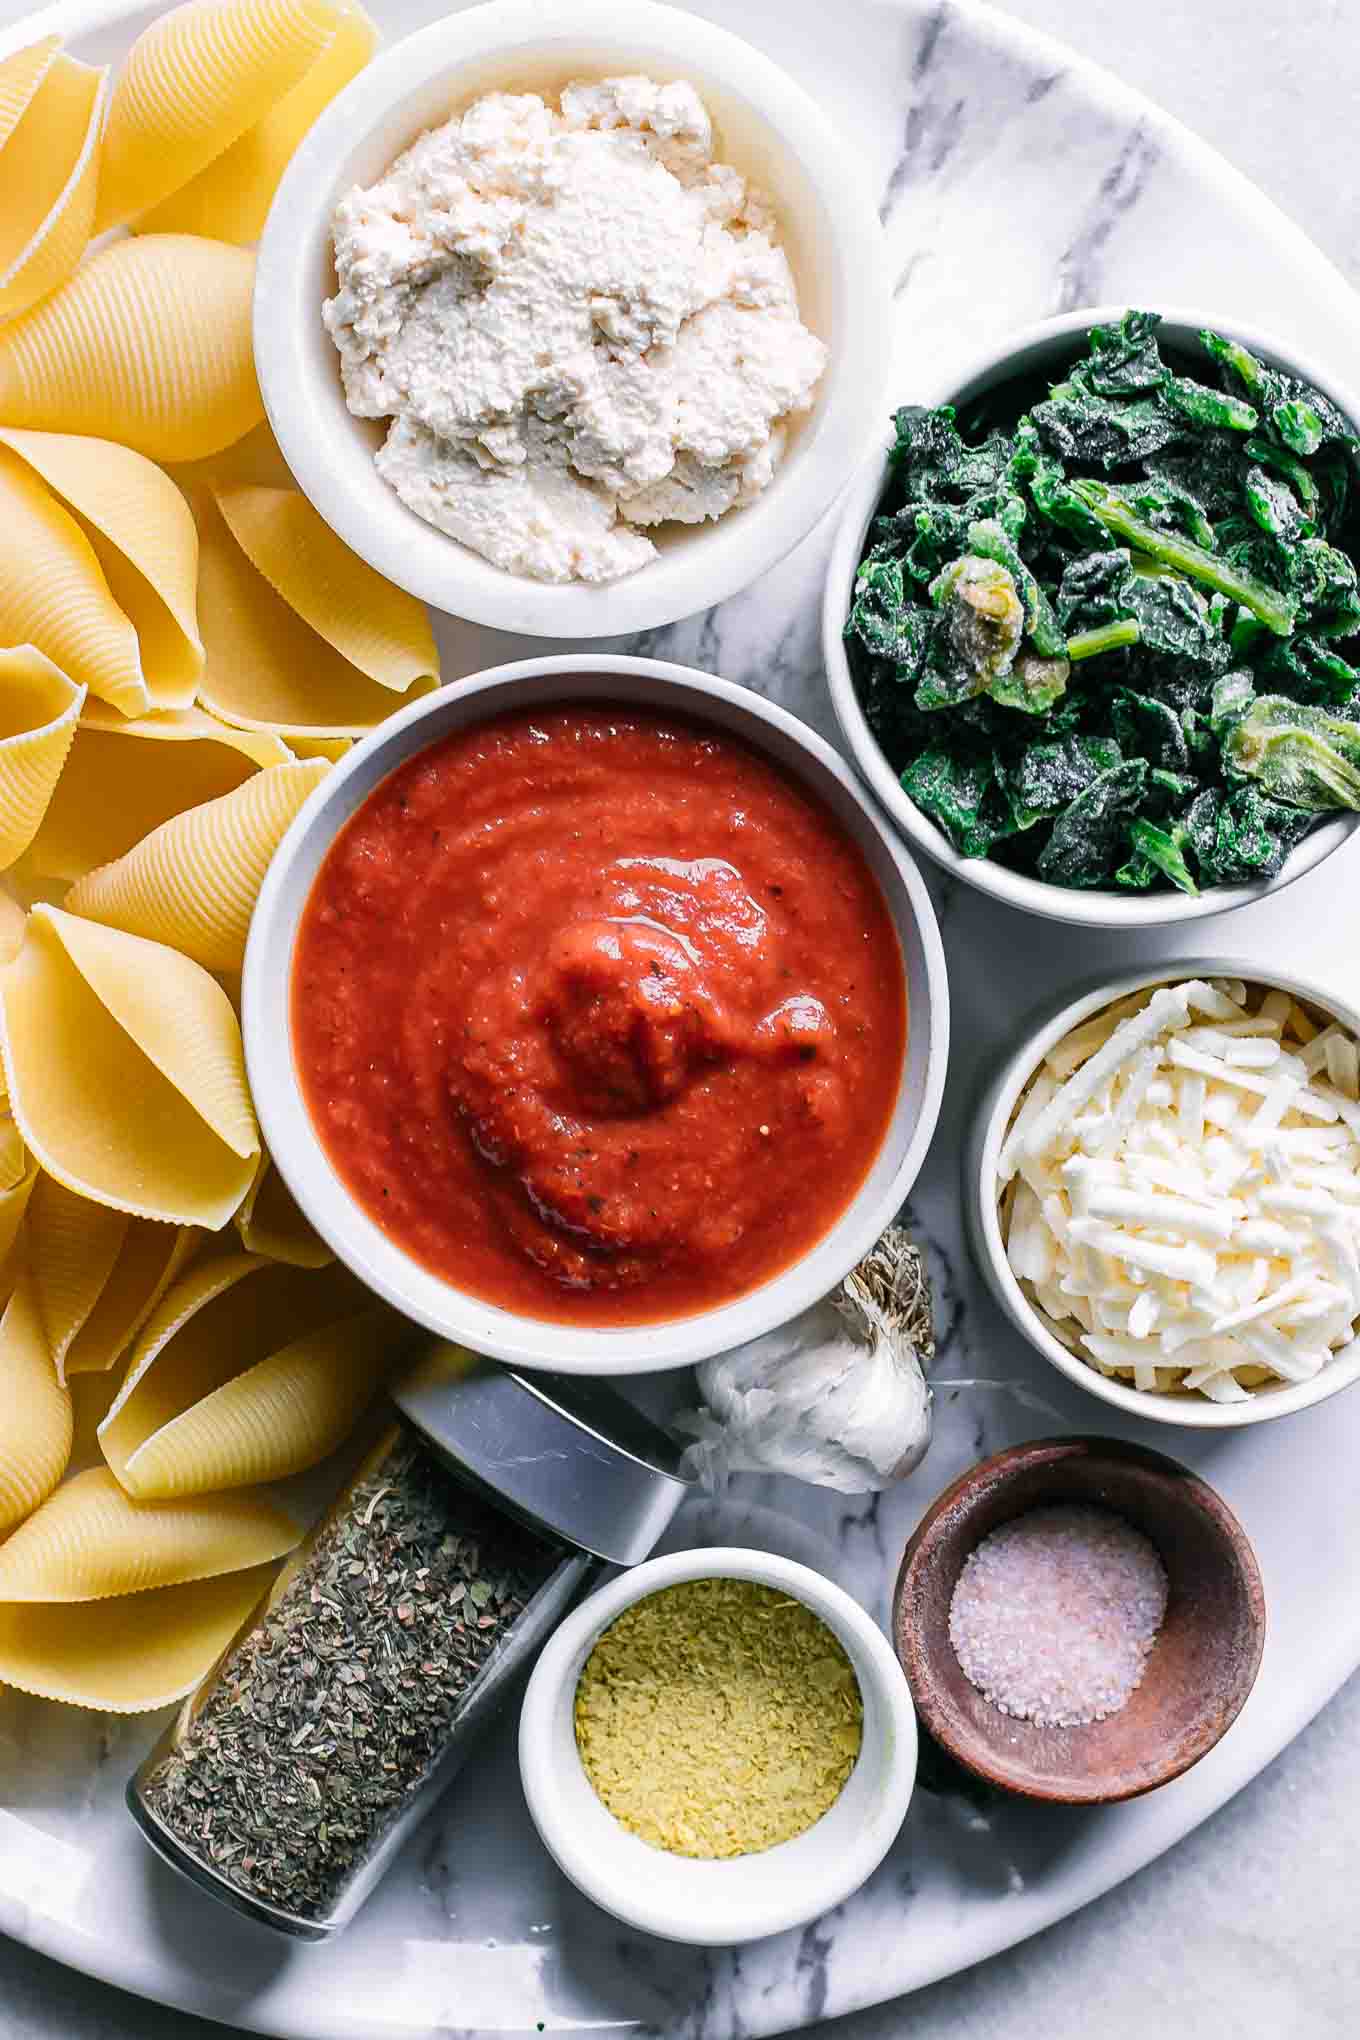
[{"left": 389, "top": 1343, "right": 693, "bottom": 1565}]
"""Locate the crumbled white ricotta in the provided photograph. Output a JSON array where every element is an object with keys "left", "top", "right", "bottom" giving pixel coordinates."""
[{"left": 324, "top": 77, "right": 827, "bottom": 584}]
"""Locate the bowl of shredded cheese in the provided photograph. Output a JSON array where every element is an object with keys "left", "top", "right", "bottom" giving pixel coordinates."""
[{"left": 966, "top": 960, "right": 1360, "bottom": 1425}]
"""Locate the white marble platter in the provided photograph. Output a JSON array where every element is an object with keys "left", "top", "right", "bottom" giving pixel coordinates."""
[{"left": 4, "top": 0, "right": 1360, "bottom": 2033}]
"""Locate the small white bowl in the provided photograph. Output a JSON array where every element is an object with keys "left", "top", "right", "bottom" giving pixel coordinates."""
[
  {"left": 254, "top": 0, "right": 892, "bottom": 637},
  {"left": 518, "top": 1546, "right": 917, "bottom": 1945},
  {"left": 822, "top": 305, "right": 1360, "bottom": 929},
  {"left": 243, "top": 654, "right": 948, "bottom": 1375},
  {"left": 965, "top": 957, "right": 1360, "bottom": 1428}
]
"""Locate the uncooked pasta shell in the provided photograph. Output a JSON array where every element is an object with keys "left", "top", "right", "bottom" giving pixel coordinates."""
[
  {"left": 0, "top": 1466, "right": 298, "bottom": 1601},
  {"left": 26, "top": 1172, "right": 129, "bottom": 1382},
  {"left": 0, "top": 36, "right": 60, "bottom": 146},
  {"left": 218, "top": 485, "right": 439, "bottom": 693},
  {"left": 0, "top": 648, "right": 83, "bottom": 872},
  {"left": 197, "top": 491, "right": 439, "bottom": 735},
  {"left": 0, "top": 448, "right": 146, "bottom": 716},
  {"left": 66, "top": 757, "right": 329, "bottom": 973},
  {"left": 25, "top": 702, "right": 291, "bottom": 883},
  {"left": 288, "top": 735, "right": 352, "bottom": 762},
  {"left": 0, "top": 905, "right": 258, "bottom": 1228},
  {"left": 140, "top": 3, "right": 378, "bottom": 243},
  {"left": 0, "top": 1563, "right": 277, "bottom": 1710},
  {"left": 99, "top": 1252, "right": 368, "bottom": 1493},
  {"left": 0, "top": 430, "right": 202, "bottom": 712},
  {"left": 0, "top": 235, "right": 262, "bottom": 463},
  {"left": 0, "top": 53, "right": 107, "bottom": 321},
  {"left": 96, "top": 0, "right": 339, "bottom": 232},
  {"left": 0, "top": 1275, "right": 72, "bottom": 1535},
  {"left": 121, "top": 1306, "right": 395, "bottom": 1498},
  {"left": 0, "top": 1149, "right": 37, "bottom": 1271},
  {"left": 63, "top": 1222, "right": 200, "bottom": 1379},
  {"left": 235, "top": 1151, "right": 332, "bottom": 1267},
  {"left": 0, "top": 1114, "right": 25, "bottom": 1189}
]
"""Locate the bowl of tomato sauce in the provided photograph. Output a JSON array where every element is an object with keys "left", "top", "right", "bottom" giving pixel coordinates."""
[{"left": 244, "top": 657, "right": 948, "bottom": 1374}]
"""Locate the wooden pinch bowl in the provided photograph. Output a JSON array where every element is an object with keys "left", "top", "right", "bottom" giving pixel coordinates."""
[{"left": 893, "top": 1436, "right": 1266, "bottom": 1805}]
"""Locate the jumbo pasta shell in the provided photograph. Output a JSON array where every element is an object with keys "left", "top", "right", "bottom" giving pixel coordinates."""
[
  {"left": 0, "top": 905, "right": 258, "bottom": 1228},
  {"left": 99, "top": 1252, "right": 367, "bottom": 1493},
  {"left": 0, "top": 1466, "right": 298, "bottom": 1600},
  {"left": 120, "top": 1306, "right": 394, "bottom": 1498},
  {"left": 66, "top": 758, "right": 329, "bottom": 973},
  {"left": 0, "top": 1147, "right": 37, "bottom": 1271},
  {"left": 0, "top": 1563, "right": 276, "bottom": 1710},
  {"left": 0, "top": 37, "right": 60, "bottom": 147},
  {"left": 0, "top": 236, "right": 262, "bottom": 463},
  {"left": 197, "top": 489, "right": 439, "bottom": 735},
  {"left": 0, "top": 449, "right": 146, "bottom": 716},
  {"left": 0, "top": 430, "right": 202, "bottom": 711},
  {"left": 63, "top": 1221, "right": 199, "bottom": 1378},
  {"left": 140, "top": 3, "right": 378, "bottom": 244},
  {"left": 26, "top": 1172, "right": 129, "bottom": 1381},
  {"left": 0, "top": 648, "right": 83, "bottom": 871},
  {"left": 235, "top": 1151, "right": 332, "bottom": 1267},
  {"left": 0, "top": 53, "right": 107, "bottom": 320},
  {"left": 0, "top": 1275, "right": 72, "bottom": 1535},
  {"left": 95, "top": 0, "right": 339, "bottom": 232},
  {"left": 25, "top": 702, "right": 291, "bottom": 883}
]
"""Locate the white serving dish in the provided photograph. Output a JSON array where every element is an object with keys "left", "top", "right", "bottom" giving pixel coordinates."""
[
  {"left": 518, "top": 1546, "right": 917, "bottom": 1945},
  {"left": 243, "top": 654, "right": 948, "bottom": 1374},
  {"left": 15, "top": 1, "right": 1360, "bottom": 2035},
  {"left": 964, "top": 958, "right": 1360, "bottom": 1428},
  {"left": 253, "top": 0, "right": 893, "bottom": 638},
  {"left": 822, "top": 306, "right": 1360, "bottom": 929}
]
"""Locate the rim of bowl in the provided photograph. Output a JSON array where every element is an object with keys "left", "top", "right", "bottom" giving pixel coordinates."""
[
  {"left": 968, "top": 956, "right": 1360, "bottom": 1427},
  {"left": 253, "top": 0, "right": 893, "bottom": 638},
  {"left": 821, "top": 301, "right": 1360, "bottom": 929},
  {"left": 890, "top": 1435, "right": 1267, "bottom": 1803},
  {"left": 243, "top": 654, "right": 949, "bottom": 1375},
  {"left": 518, "top": 1545, "right": 917, "bottom": 1944}
]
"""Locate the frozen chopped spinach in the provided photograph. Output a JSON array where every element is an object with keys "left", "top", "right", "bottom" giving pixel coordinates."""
[{"left": 845, "top": 309, "right": 1360, "bottom": 894}]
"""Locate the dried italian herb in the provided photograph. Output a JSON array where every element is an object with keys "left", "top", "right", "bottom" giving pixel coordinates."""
[
  {"left": 574, "top": 1577, "right": 863, "bottom": 1858},
  {"left": 139, "top": 1431, "right": 561, "bottom": 1922}
]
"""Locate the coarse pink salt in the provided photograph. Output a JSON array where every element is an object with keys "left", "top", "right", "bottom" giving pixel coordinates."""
[{"left": 948, "top": 1503, "right": 1168, "bottom": 1728}]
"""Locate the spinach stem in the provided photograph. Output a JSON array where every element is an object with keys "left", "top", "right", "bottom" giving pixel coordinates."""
[
  {"left": 1066, "top": 618, "right": 1141, "bottom": 662},
  {"left": 1073, "top": 479, "right": 1298, "bottom": 635}
]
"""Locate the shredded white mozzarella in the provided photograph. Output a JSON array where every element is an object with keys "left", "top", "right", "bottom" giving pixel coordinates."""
[{"left": 998, "top": 978, "right": 1360, "bottom": 1401}]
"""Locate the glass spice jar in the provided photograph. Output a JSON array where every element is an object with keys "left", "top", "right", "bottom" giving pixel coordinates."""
[{"left": 127, "top": 1345, "right": 691, "bottom": 1938}]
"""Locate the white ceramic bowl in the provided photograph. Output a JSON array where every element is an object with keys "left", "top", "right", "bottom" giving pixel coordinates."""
[
  {"left": 244, "top": 654, "right": 948, "bottom": 1374},
  {"left": 965, "top": 957, "right": 1360, "bottom": 1429},
  {"left": 254, "top": 0, "right": 892, "bottom": 637},
  {"left": 822, "top": 305, "right": 1360, "bottom": 929},
  {"left": 518, "top": 1546, "right": 917, "bottom": 1945}
]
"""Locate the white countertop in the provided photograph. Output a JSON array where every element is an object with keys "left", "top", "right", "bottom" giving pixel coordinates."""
[{"left": 2, "top": 1, "right": 1360, "bottom": 2036}]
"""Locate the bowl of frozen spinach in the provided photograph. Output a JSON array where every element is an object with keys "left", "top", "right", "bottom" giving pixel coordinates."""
[{"left": 823, "top": 307, "right": 1360, "bottom": 925}]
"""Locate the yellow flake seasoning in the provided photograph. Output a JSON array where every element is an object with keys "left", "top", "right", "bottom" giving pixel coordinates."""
[{"left": 574, "top": 1578, "right": 863, "bottom": 1859}]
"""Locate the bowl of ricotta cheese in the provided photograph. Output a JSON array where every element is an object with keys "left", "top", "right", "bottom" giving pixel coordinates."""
[{"left": 254, "top": 0, "right": 892, "bottom": 634}]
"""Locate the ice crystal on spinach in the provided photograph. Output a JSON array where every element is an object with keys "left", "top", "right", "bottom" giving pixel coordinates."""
[{"left": 844, "top": 308, "right": 1360, "bottom": 893}]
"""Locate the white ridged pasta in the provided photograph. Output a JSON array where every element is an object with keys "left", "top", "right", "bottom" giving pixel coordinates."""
[
  {"left": 0, "top": 52, "right": 107, "bottom": 320},
  {"left": 99, "top": 1252, "right": 368, "bottom": 1493},
  {"left": 0, "top": 648, "right": 83, "bottom": 871},
  {"left": 0, "top": 429, "right": 202, "bottom": 712},
  {"left": 198, "top": 488, "right": 439, "bottom": 734},
  {"left": 140, "top": 3, "right": 378, "bottom": 243},
  {"left": 96, "top": 0, "right": 339, "bottom": 231},
  {"left": 119, "top": 1306, "right": 394, "bottom": 1497},
  {"left": 0, "top": 1562, "right": 277, "bottom": 1710},
  {"left": 0, "top": 1275, "right": 72, "bottom": 1535},
  {"left": 66, "top": 758, "right": 328, "bottom": 972},
  {"left": 0, "top": 447, "right": 147, "bottom": 716},
  {"left": 0, "top": 1466, "right": 298, "bottom": 1600},
  {"left": 0, "top": 235, "right": 262, "bottom": 463},
  {"left": 25, "top": 703, "right": 291, "bottom": 882},
  {"left": 0, "top": 906, "right": 259, "bottom": 1228}
]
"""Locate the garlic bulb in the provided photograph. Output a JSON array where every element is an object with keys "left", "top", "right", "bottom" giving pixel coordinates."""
[{"left": 680, "top": 1227, "right": 934, "bottom": 1494}]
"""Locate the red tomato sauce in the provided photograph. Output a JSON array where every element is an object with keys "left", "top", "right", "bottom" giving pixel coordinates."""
[{"left": 293, "top": 705, "right": 907, "bottom": 1324}]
